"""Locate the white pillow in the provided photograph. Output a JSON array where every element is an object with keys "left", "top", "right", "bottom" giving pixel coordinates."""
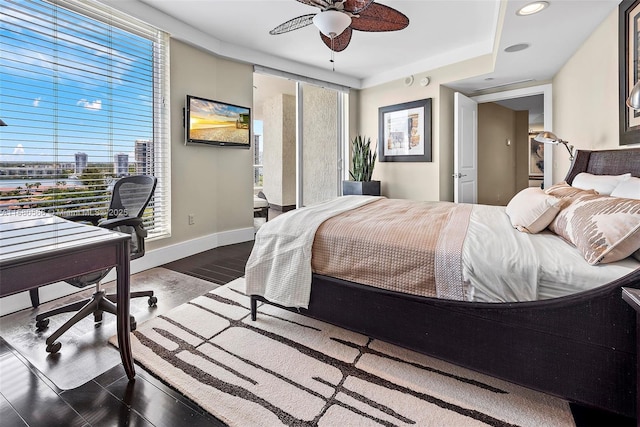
[
  {"left": 572, "top": 172, "right": 631, "bottom": 195},
  {"left": 505, "top": 187, "right": 563, "bottom": 234},
  {"left": 611, "top": 176, "right": 640, "bottom": 199}
]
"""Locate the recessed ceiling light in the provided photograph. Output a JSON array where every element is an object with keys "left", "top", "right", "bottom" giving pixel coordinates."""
[
  {"left": 516, "top": 1, "right": 549, "bottom": 16},
  {"left": 504, "top": 43, "right": 530, "bottom": 53}
]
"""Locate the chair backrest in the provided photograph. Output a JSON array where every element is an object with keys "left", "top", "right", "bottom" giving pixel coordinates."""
[
  {"left": 65, "top": 175, "right": 157, "bottom": 288},
  {"left": 108, "top": 175, "right": 157, "bottom": 220},
  {"left": 110, "top": 175, "right": 157, "bottom": 260}
]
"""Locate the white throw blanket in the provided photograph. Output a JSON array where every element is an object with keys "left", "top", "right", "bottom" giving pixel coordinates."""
[{"left": 245, "top": 195, "right": 381, "bottom": 308}]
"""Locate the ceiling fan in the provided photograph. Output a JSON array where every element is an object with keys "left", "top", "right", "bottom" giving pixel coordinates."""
[{"left": 269, "top": 0, "right": 409, "bottom": 53}]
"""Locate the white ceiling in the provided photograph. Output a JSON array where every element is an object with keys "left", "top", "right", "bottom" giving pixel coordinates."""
[{"left": 100, "top": 0, "right": 620, "bottom": 93}]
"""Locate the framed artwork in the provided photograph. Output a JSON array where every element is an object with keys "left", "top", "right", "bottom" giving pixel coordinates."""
[
  {"left": 619, "top": 0, "right": 640, "bottom": 145},
  {"left": 378, "top": 98, "right": 432, "bottom": 162},
  {"left": 529, "top": 135, "right": 544, "bottom": 177}
]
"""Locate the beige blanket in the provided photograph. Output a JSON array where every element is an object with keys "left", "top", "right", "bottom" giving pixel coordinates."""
[
  {"left": 312, "top": 199, "right": 473, "bottom": 300},
  {"left": 245, "top": 195, "right": 382, "bottom": 308}
]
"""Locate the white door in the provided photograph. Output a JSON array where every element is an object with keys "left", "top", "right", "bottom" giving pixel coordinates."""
[{"left": 454, "top": 92, "right": 478, "bottom": 204}]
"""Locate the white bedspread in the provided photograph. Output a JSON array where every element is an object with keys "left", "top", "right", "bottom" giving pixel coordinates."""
[
  {"left": 462, "top": 204, "right": 540, "bottom": 301},
  {"left": 245, "top": 195, "right": 381, "bottom": 308},
  {"left": 465, "top": 205, "right": 640, "bottom": 302}
]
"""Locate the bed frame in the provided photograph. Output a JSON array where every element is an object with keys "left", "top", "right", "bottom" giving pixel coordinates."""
[{"left": 250, "top": 148, "right": 640, "bottom": 418}]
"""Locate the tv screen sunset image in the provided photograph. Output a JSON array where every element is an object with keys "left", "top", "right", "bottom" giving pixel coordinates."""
[{"left": 188, "top": 97, "right": 250, "bottom": 145}]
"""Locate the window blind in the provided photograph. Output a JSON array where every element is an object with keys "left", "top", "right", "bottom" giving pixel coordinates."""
[{"left": 0, "top": 0, "right": 170, "bottom": 238}]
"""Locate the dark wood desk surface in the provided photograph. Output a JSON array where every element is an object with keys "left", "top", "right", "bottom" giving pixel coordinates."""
[{"left": 0, "top": 210, "right": 135, "bottom": 380}]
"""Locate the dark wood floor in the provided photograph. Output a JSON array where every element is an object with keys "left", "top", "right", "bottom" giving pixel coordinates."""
[{"left": 0, "top": 239, "right": 635, "bottom": 426}]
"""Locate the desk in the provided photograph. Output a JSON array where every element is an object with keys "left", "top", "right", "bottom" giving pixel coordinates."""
[{"left": 0, "top": 210, "right": 135, "bottom": 380}]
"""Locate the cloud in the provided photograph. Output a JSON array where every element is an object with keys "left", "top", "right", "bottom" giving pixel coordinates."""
[
  {"left": 77, "top": 99, "right": 102, "bottom": 111},
  {"left": 13, "top": 144, "right": 25, "bottom": 155},
  {"left": 33, "top": 97, "right": 41, "bottom": 107}
]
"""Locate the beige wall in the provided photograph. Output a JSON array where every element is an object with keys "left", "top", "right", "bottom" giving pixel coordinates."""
[
  {"left": 514, "top": 112, "right": 530, "bottom": 192},
  {"left": 358, "top": 55, "right": 493, "bottom": 201},
  {"left": 552, "top": 8, "right": 628, "bottom": 183},
  {"left": 438, "top": 85, "right": 455, "bottom": 202},
  {"left": 477, "top": 103, "right": 518, "bottom": 205},
  {"left": 359, "top": 8, "right": 631, "bottom": 201},
  {"left": 147, "top": 39, "right": 254, "bottom": 252}
]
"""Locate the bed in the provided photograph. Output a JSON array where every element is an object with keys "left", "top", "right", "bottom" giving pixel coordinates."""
[{"left": 247, "top": 147, "right": 640, "bottom": 418}]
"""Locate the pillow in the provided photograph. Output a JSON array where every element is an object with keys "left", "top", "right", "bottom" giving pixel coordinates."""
[
  {"left": 572, "top": 172, "right": 631, "bottom": 195},
  {"left": 505, "top": 187, "right": 563, "bottom": 233},
  {"left": 544, "top": 182, "right": 598, "bottom": 199},
  {"left": 548, "top": 193, "right": 640, "bottom": 265},
  {"left": 611, "top": 176, "right": 640, "bottom": 199}
]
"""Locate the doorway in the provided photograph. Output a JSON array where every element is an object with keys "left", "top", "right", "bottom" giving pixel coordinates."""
[
  {"left": 473, "top": 84, "right": 553, "bottom": 193},
  {"left": 252, "top": 71, "right": 348, "bottom": 220}
]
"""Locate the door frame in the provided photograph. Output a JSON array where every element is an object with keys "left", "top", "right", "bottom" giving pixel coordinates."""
[{"left": 472, "top": 84, "right": 553, "bottom": 189}]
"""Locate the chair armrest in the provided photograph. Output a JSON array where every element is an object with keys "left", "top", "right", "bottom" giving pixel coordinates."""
[
  {"left": 61, "top": 214, "right": 102, "bottom": 226},
  {"left": 99, "top": 217, "right": 143, "bottom": 230}
]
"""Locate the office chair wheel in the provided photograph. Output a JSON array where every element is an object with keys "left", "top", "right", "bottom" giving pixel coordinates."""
[
  {"left": 94, "top": 311, "right": 103, "bottom": 323},
  {"left": 35, "top": 319, "right": 49, "bottom": 330},
  {"left": 46, "top": 341, "right": 62, "bottom": 354},
  {"left": 148, "top": 296, "right": 158, "bottom": 307},
  {"left": 130, "top": 319, "right": 137, "bottom": 331}
]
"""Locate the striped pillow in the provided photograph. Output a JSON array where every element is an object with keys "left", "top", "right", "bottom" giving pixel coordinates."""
[
  {"left": 548, "top": 194, "right": 640, "bottom": 265},
  {"left": 544, "top": 182, "right": 597, "bottom": 199}
]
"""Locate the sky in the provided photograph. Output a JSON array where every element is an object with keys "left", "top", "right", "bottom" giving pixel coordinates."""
[{"left": 0, "top": 0, "right": 155, "bottom": 164}]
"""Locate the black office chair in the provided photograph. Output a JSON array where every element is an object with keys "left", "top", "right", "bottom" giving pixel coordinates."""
[{"left": 35, "top": 175, "right": 158, "bottom": 354}]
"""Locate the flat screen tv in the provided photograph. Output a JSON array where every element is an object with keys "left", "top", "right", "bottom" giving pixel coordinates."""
[{"left": 184, "top": 95, "right": 251, "bottom": 148}]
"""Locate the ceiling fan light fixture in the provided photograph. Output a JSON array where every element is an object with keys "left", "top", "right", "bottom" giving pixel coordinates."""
[{"left": 313, "top": 10, "right": 351, "bottom": 37}]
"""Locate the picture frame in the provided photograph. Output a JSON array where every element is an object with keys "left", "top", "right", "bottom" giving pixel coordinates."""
[
  {"left": 378, "top": 98, "right": 432, "bottom": 162},
  {"left": 529, "top": 134, "right": 544, "bottom": 178},
  {"left": 619, "top": 0, "right": 640, "bottom": 146}
]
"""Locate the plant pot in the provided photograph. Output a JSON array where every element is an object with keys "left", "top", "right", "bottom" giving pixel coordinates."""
[{"left": 342, "top": 180, "right": 381, "bottom": 196}]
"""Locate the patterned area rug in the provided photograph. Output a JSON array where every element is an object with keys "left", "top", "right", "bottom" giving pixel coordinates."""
[{"left": 112, "top": 278, "right": 575, "bottom": 427}]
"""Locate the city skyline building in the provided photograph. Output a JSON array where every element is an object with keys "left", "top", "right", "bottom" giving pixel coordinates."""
[
  {"left": 75, "top": 152, "right": 88, "bottom": 175},
  {"left": 135, "top": 139, "right": 154, "bottom": 176},
  {"left": 114, "top": 153, "right": 129, "bottom": 177}
]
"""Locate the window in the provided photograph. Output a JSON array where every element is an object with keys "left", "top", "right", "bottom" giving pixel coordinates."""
[{"left": 0, "top": 0, "right": 170, "bottom": 238}]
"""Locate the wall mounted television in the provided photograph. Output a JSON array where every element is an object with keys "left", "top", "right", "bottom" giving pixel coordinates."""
[{"left": 184, "top": 95, "right": 251, "bottom": 148}]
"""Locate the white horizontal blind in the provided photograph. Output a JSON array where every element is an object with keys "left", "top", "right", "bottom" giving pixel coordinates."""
[{"left": 0, "top": 0, "right": 170, "bottom": 238}]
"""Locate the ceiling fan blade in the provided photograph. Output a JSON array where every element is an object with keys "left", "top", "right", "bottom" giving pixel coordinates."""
[
  {"left": 269, "top": 14, "right": 315, "bottom": 35},
  {"left": 350, "top": 3, "right": 409, "bottom": 32},
  {"left": 320, "top": 27, "right": 352, "bottom": 52},
  {"left": 296, "top": 0, "right": 331, "bottom": 8},
  {"left": 344, "top": 0, "right": 374, "bottom": 14}
]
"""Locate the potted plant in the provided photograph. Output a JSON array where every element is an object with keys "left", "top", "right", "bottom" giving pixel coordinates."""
[{"left": 343, "top": 135, "right": 381, "bottom": 196}]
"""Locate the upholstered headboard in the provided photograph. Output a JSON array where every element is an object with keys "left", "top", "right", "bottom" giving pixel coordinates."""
[{"left": 565, "top": 148, "right": 640, "bottom": 184}]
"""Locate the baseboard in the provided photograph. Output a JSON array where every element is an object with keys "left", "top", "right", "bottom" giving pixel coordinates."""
[{"left": 0, "top": 227, "right": 255, "bottom": 316}]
